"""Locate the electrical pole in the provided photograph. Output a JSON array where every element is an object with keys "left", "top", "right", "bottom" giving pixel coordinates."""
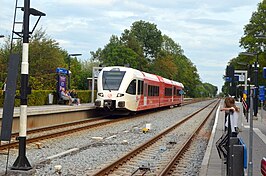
[
  {"left": 12, "top": 0, "right": 31, "bottom": 170},
  {"left": 254, "top": 54, "right": 258, "bottom": 116},
  {"left": 11, "top": 0, "right": 45, "bottom": 170}
]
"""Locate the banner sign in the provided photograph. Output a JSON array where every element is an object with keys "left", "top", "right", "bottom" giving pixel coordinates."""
[{"left": 59, "top": 75, "right": 67, "bottom": 91}]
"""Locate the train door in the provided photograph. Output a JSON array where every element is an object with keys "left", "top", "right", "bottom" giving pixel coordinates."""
[
  {"left": 144, "top": 83, "right": 148, "bottom": 106},
  {"left": 126, "top": 79, "right": 137, "bottom": 110},
  {"left": 172, "top": 85, "right": 174, "bottom": 103},
  {"left": 137, "top": 80, "right": 143, "bottom": 105}
]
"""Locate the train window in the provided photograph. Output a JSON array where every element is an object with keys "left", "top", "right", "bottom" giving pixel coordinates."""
[
  {"left": 165, "top": 88, "right": 172, "bottom": 96},
  {"left": 144, "top": 83, "right": 148, "bottom": 96},
  {"left": 138, "top": 80, "right": 143, "bottom": 95},
  {"left": 177, "top": 89, "right": 181, "bottom": 96},
  {"left": 155, "top": 86, "right": 159, "bottom": 96},
  {"left": 174, "top": 87, "right": 176, "bottom": 95},
  {"left": 126, "top": 80, "right": 136, "bottom": 95},
  {"left": 148, "top": 85, "right": 152, "bottom": 96},
  {"left": 102, "top": 71, "right": 126, "bottom": 90},
  {"left": 148, "top": 85, "right": 159, "bottom": 96}
]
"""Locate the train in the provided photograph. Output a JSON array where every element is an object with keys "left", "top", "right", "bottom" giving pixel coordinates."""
[{"left": 94, "top": 66, "right": 184, "bottom": 113}]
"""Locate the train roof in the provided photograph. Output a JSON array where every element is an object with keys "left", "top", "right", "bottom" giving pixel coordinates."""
[{"left": 101, "top": 66, "right": 184, "bottom": 88}]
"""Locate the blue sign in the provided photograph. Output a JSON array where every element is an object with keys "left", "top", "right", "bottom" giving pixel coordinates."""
[
  {"left": 56, "top": 67, "right": 68, "bottom": 75},
  {"left": 259, "top": 86, "right": 265, "bottom": 101},
  {"left": 225, "top": 77, "right": 232, "bottom": 82},
  {"left": 179, "top": 90, "right": 184, "bottom": 95}
]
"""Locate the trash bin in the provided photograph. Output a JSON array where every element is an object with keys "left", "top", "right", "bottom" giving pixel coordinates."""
[{"left": 48, "top": 93, "right": 54, "bottom": 104}]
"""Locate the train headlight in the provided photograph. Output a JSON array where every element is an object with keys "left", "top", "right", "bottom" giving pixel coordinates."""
[
  {"left": 98, "top": 93, "right": 104, "bottom": 97},
  {"left": 117, "top": 93, "right": 124, "bottom": 97},
  {"left": 118, "top": 101, "right": 125, "bottom": 107}
]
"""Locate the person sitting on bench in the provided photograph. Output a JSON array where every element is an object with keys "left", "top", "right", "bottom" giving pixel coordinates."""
[
  {"left": 70, "top": 89, "right": 81, "bottom": 105},
  {"left": 60, "top": 87, "right": 74, "bottom": 105}
]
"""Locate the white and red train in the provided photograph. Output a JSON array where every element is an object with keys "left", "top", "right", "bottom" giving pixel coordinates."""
[{"left": 94, "top": 66, "right": 184, "bottom": 113}]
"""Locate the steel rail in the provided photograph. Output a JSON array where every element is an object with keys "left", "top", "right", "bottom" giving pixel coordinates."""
[
  {"left": 158, "top": 100, "right": 220, "bottom": 175},
  {"left": 92, "top": 100, "right": 218, "bottom": 176},
  {"left": 0, "top": 98, "right": 198, "bottom": 151}
]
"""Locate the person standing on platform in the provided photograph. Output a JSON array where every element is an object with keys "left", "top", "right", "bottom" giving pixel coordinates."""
[
  {"left": 220, "top": 97, "right": 240, "bottom": 137},
  {"left": 1, "top": 78, "right": 7, "bottom": 98}
]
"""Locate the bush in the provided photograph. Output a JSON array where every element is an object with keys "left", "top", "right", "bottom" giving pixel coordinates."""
[{"left": 0, "top": 90, "right": 96, "bottom": 107}]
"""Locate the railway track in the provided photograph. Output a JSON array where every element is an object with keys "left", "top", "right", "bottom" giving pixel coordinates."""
[
  {"left": 92, "top": 99, "right": 219, "bottom": 175},
  {"left": 0, "top": 99, "right": 198, "bottom": 151},
  {"left": 0, "top": 116, "right": 126, "bottom": 150}
]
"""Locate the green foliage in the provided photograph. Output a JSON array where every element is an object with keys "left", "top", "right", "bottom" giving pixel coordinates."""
[
  {"left": 29, "top": 29, "right": 67, "bottom": 90},
  {"left": 129, "top": 20, "right": 163, "bottom": 59},
  {"left": 90, "top": 20, "right": 216, "bottom": 98},
  {"left": 75, "top": 90, "right": 94, "bottom": 103},
  {"left": 162, "top": 35, "right": 183, "bottom": 55},
  {"left": 149, "top": 52, "right": 178, "bottom": 80},
  {"left": 202, "top": 83, "right": 218, "bottom": 97},
  {"left": 240, "top": 0, "right": 266, "bottom": 53},
  {"left": 0, "top": 90, "right": 94, "bottom": 107},
  {"left": 223, "top": 0, "right": 266, "bottom": 95}
]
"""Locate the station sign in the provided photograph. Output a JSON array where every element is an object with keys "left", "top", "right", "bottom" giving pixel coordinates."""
[
  {"left": 179, "top": 90, "right": 184, "bottom": 95},
  {"left": 238, "top": 75, "right": 245, "bottom": 82},
  {"left": 259, "top": 86, "right": 265, "bottom": 101},
  {"left": 225, "top": 77, "right": 232, "bottom": 82},
  {"left": 56, "top": 67, "right": 68, "bottom": 75}
]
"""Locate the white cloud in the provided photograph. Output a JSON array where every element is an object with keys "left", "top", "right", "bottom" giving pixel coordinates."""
[
  {"left": 0, "top": 0, "right": 262, "bottom": 93},
  {"left": 105, "top": 11, "right": 136, "bottom": 19},
  {"left": 57, "top": 0, "right": 118, "bottom": 6}
]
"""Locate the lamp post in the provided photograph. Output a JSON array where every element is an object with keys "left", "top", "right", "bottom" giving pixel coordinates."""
[
  {"left": 240, "top": 52, "right": 259, "bottom": 116},
  {"left": 239, "top": 51, "right": 258, "bottom": 176},
  {"left": 68, "top": 53, "right": 82, "bottom": 89}
]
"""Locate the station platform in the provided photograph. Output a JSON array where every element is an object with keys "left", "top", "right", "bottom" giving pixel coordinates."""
[
  {"left": 200, "top": 100, "right": 266, "bottom": 176},
  {"left": 0, "top": 103, "right": 96, "bottom": 132},
  {"left": 0, "top": 103, "right": 95, "bottom": 118}
]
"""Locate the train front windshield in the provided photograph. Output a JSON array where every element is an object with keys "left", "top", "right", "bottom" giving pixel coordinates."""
[{"left": 102, "top": 71, "right": 126, "bottom": 90}]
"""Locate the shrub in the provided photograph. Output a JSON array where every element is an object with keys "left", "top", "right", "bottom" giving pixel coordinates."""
[{"left": 0, "top": 90, "right": 96, "bottom": 107}]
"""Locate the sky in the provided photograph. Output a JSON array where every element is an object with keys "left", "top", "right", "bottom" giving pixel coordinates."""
[{"left": 0, "top": 0, "right": 262, "bottom": 93}]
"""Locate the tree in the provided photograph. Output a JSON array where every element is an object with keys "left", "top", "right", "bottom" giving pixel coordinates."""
[
  {"left": 222, "top": 0, "right": 266, "bottom": 94},
  {"left": 161, "top": 35, "right": 183, "bottom": 56},
  {"left": 91, "top": 35, "right": 147, "bottom": 69},
  {"left": 0, "top": 29, "right": 67, "bottom": 90},
  {"left": 127, "top": 20, "right": 163, "bottom": 59},
  {"left": 29, "top": 29, "right": 66, "bottom": 89},
  {"left": 89, "top": 20, "right": 217, "bottom": 97},
  {"left": 149, "top": 53, "right": 178, "bottom": 80},
  {"left": 0, "top": 36, "right": 22, "bottom": 82},
  {"left": 240, "top": 0, "right": 266, "bottom": 53},
  {"left": 203, "top": 83, "right": 218, "bottom": 97}
]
